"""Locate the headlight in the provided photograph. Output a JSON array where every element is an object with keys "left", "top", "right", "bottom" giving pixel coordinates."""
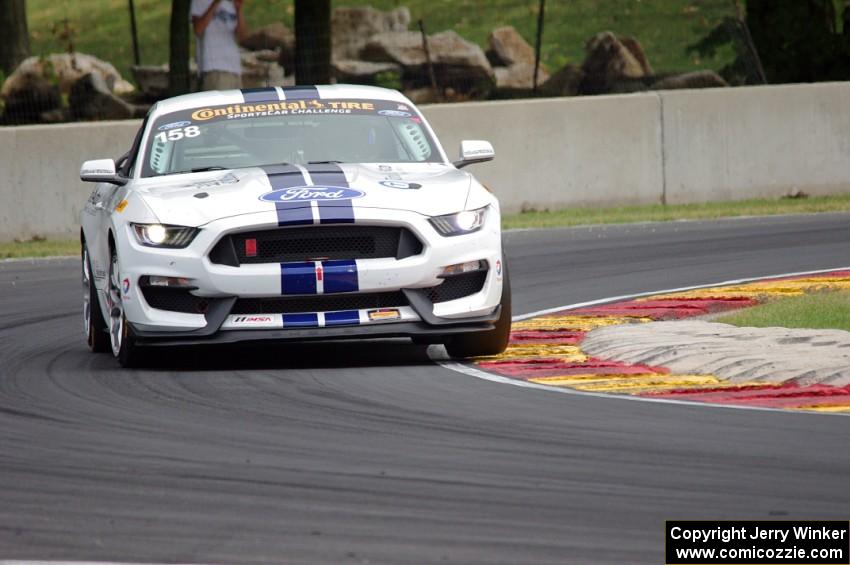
[
  {"left": 429, "top": 206, "right": 488, "bottom": 237},
  {"left": 132, "top": 223, "right": 198, "bottom": 248}
]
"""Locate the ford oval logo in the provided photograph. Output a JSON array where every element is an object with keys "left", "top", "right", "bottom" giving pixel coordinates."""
[
  {"left": 259, "top": 185, "right": 365, "bottom": 202},
  {"left": 158, "top": 120, "right": 192, "bottom": 131},
  {"left": 378, "top": 109, "right": 412, "bottom": 118}
]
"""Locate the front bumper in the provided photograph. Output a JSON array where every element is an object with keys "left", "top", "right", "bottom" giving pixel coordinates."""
[{"left": 113, "top": 206, "right": 504, "bottom": 345}]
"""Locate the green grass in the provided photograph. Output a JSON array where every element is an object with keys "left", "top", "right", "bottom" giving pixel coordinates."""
[
  {"left": 716, "top": 290, "right": 850, "bottom": 332},
  {"left": 27, "top": 0, "right": 738, "bottom": 88},
  {"left": 502, "top": 193, "right": 850, "bottom": 229},
  {"left": 0, "top": 238, "right": 79, "bottom": 259}
]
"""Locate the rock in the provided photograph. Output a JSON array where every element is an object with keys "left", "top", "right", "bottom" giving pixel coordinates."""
[
  {"left": 494, "top": 62, "right": 549, "bottom": 91},
  {"left": 619, "top": 36, "right": 653, "bottom": 76},
  {"left": 487, "top": 26, "right": 537, "bottom": 67},
  {"left": 239, "top": 22, "right": 294, "bottom": 52},
  {"left": 131, "top": 64, "right": 171, "bottom": 99},
  {"left": 332, "top": 6, "right": 410, "bottom": 61},
  {"left": 539, "top": 64, "right": 585, "bottom": 97},
  {"left": 652, "top": 70, "right": 728, "bottom": 90},
  {"left": 332, "top": 59, "right": 402, "bottom": 85},
  {"left": 241, "top": 50, "right": 286, "bottom": 88},
  {"left": 580, "top": 31, "right": 647, "bottom": 95},
  {"left": 1, "top": 53, "right": 134, "bottom": 98},
  {"left": 362, "top": 30, "right": 494, "bottom": 95},
  {"left": 69, "top": 73, "right": 136, "bottom": 121},
  {"left": 1, "top": 72, "right": 61, "bottom": 125}
]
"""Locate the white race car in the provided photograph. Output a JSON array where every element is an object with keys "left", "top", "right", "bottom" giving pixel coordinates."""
[{"left": 80, "top": 85, "right": 510, "bottom": 366}]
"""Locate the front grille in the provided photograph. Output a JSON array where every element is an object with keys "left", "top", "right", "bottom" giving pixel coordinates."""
[
  {"left": 142, "top": 287, "right": 210, "bottom": 314},
  {"left": 232, "top": 292, "right": 408, "bottom": 314},
  {"left": 425, "top": 271, "right": 488, "bottom": 303},
  {"left": 210, "top": 226, "right": 422, "bottom": 266}
]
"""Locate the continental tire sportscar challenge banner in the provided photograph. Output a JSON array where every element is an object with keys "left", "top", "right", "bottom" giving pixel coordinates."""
[{"left": 665, "top": 521, "right": 850, "bottom": 564}]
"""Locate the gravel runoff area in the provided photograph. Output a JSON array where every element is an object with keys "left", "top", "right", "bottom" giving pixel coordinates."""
[{"left": 581, "top": 320, "right": 850, "bottom": 387}]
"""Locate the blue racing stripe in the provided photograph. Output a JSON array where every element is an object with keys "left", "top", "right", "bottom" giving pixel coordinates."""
[
  {"left": 307, "top": 164, "right": 355, "bottom": 224},
  {"left": 282, "top": 313, "right": 319, "bottom": 327},
  {"left": 283, "top": 86, "right": 320, "bottom": 100},
  {"left": 241, "top": 87, "right": 279, "bottom": 103},
  {"left": 324, "top": 310, "right": 360, "bottom": 327},
  {"left": 280, "top": 262, "right": 317, "bottom": 295},
  {"left": 318, "top": 201, "right": 355, "bottom": 224},
  {"left": 261, "top": 165, "right": 311, "bottom": 226},
  {"left": 322, "top": 260, "right": 359, "bottom": 294}
]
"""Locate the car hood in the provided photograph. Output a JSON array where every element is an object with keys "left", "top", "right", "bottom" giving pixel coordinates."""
[{"left": 132, "top": 163, "right": 470, "bottom": 227}]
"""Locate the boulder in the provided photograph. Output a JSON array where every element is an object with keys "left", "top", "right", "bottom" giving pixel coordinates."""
[
  {"left": 494, "top": 62, "right": 550, "bottom": 91},
  {"left": 1, "top": 72, "right": 61, "bottom": 125},
  {"left": 239, "top": 22, "right": 294, "bottom": 52},
  {"left": 652, "top": 70, "right": 728, "bottom": 90},
  {"left": 131, "top": 64, "right": 171, "bottom": 99},
  {"left": 362, "top": 30, "right": 494, "bottom": 95},
  {"left": 580, "top": 31, "right": 647, "bottom": 95},
  {"left": 487, "top": 26, "right": 537, "bottom": 67},
  {"left": 620, "top": 36, "right": 653, "bottom": 76},
  {"left": 69, "top": 73, "right": 136, "bottom": 121},
  {"left": 332, "top": 59, "right": 402, "bottom": 85},
  {"left": 539, "top": 64, "right": 585, "bottom": 97},
  {"left": 332, "top": 6, "right": 410, "bottom": 61},
  {"left": 241, "top": 50, "right": 286, "bottom": 88},
  {"left": 1, "top": 53, "right": 134, "bottom": 98}
]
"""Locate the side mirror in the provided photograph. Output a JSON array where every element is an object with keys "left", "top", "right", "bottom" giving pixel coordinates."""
[
  {"left": 453, "top": 140, "right": 495, "bottom": 169},
  {"left": 80, "top": 159, "right": 127, "bottom": 185}
]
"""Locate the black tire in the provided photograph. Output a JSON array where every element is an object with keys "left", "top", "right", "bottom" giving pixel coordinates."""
[
  {"left": 445, "top": 263, "right": 512, "bottom": 358},
  {"left": 82, "top": 243, "right": 110, "bottom": 353},
  {"left": 107, "top": 243, "right": 142, "bottom": 368}
]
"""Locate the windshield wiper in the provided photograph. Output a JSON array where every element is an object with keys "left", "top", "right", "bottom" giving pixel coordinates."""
[
  {"left": 308, "top": 160, "right": 346, "bottom": 164},
  {"left": 157, "top": 166, "right": 228, "bottom": 176}
]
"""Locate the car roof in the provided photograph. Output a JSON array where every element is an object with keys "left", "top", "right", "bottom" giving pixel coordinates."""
[{"left": 150, "top": 84, "right": 413, "bottom": 118}]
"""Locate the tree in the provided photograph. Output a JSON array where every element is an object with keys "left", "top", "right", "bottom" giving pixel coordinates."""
[
  {"left": 169, "top": 0, "right": 192, "bottom": 96},
  {"left": 0, "top": 0, "right": 30, "bottom": 75},
  {"left": 294, "top": 0, "right": 331, "bottom": 85},
  {"left": 689, "top": 0, "right": 850, "bottom": 85}
]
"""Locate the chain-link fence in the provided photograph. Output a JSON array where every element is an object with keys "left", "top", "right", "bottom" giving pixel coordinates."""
[{"left": 2, "top": 0, "right": 766, "bottom": 125}]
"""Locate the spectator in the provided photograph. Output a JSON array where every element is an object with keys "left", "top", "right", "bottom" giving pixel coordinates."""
[{"left": 191, "top": 0, "right": 249, "bottom": 91}]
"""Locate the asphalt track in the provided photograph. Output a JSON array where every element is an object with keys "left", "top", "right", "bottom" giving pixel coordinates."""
[{"left": 1, "top": 213, "right": 850, "bottom": 564}]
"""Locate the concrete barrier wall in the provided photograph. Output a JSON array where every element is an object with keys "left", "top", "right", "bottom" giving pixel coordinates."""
[
  {"left": 661, "top": 82, "right": 850, "bottom": 204},
  {"left": 0, "top": 120, "right": 141, "bottom": 241},
  {"left": 1, "top": 82, "right": 849, "bottom": 240}
]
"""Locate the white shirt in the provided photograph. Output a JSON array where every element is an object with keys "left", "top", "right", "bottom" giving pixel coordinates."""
[{"left": 190, "top": 0, "right": 241, "bottom": 75}]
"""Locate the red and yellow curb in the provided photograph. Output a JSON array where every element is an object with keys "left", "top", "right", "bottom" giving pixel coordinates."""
[{"left": 472, "top": 270, "right": 850, "bottom": 413}]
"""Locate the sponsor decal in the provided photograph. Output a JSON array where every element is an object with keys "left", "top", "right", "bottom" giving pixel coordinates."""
[
  {"left": 190, "top": 100, "right": 375, "bottom": 121},
  {"left": 114, "top": 199, "right": 129, "bottom": 213},
  {"left": 379, "top": 180, "right": 421, "bottom": 190},
  {"left": 260, "top": 186, "right": 364, "bottom": 203},
  {"left": 378, "top": 165, "right": 393, "bottom": 172},
  {"left": 233, "top": 316, "right": 273, "bottom": 323},
  {"left": 397, "top": 104, "right": 410, "bottom": 111},
  {"left": 495, "top": 259, "right": 502, "bottom": 276},
  {"left": 187, "top": 173, "right": 239, "bottom": 190},
  {"left": 368, "top": 309, "right": 401, "bottom": 322},
  {"left": 122, "top": 278, "right": 131, "bottom": 295},
  {"left": 158, "top": 120, "right": 192, "bottom": 131},
  {"left": 378, "top": 109, "right": 412, "bottom": 118}
]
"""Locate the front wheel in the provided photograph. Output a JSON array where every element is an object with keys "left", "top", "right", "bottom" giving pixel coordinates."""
[
  {"left": 107, "top": 244, "right": 141, "bottom": 368},
  {"left": 445, "top": 264, "right": 512, "bottom": 358},
  {"left": 82, "top": 244, "right": 110, "bottom": 352}
]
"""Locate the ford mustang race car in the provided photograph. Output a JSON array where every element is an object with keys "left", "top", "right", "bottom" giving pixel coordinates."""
[{"left": 80, "top": 84, "right": 510, "bottom": 367}]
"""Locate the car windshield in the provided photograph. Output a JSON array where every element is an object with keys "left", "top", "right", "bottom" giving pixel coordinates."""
[{"left": 141, "top": 98, "right": 442, "bottom": 177}]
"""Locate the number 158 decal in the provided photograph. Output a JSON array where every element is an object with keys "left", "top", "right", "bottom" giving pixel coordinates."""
[{"left": 154, "top": 126, "right": 201, "bottom": 143}]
